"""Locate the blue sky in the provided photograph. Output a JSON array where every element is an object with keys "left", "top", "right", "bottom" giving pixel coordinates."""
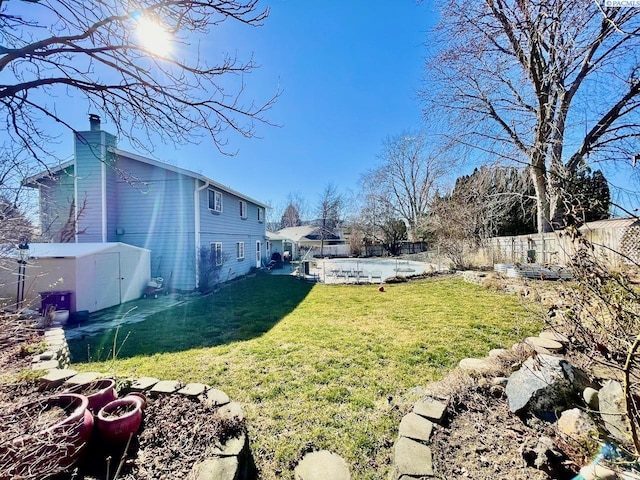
[
  {"left": 8, "top": 1, "right": 636, "bottom": 217},
  {"left": 41, "top": 1, "right": 439, "bottom": 217},
  {"left": 162, "top": 1, "right": 439, "bottom": 215}
]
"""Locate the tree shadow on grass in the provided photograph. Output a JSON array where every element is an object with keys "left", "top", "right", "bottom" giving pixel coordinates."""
[{"left": 67, "top": 273, "right": 314, "bottom": 362}]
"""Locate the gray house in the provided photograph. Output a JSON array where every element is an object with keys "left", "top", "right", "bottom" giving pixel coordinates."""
[{"left": 26, "top": 116, "right": 267, "bottom": 291}]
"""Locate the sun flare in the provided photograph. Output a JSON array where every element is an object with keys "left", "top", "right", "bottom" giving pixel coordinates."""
[{"left": 136, "top": 17, "right": 172, "bottom": 57}]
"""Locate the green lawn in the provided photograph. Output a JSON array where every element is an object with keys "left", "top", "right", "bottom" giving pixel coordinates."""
[{"left": 69, "top": 273, "right": 541, "bottom": 479}]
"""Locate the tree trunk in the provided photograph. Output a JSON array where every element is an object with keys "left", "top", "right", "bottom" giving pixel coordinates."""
[{"left": 531, "top": 163, "right": 552, "bottom": 233}]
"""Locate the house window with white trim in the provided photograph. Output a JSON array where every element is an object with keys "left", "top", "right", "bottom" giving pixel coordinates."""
[
  {"left": 239, "top": 200, "right": 247, "bottom": 219},
  {"left": 236, "top": 241, "right": 245, "bottom": 260},
  {"left": 258, "top": 207, "right": 264, "bottom": 223},
  {"left": 211, "top": 242, "right": 223, "bottom": 266},
  {"left": 208, "top": 189, "right": 223, "bottom": 213}
]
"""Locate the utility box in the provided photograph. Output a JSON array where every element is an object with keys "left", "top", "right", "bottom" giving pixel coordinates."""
[{"left": 40, "top": 290, "right": 73, "bottom": 313}]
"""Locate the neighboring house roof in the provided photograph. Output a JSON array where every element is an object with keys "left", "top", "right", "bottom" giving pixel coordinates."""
[
  {"left": 16, "top": 242, "right": 148, "bottom": 259},
  {"left": 23, "top": 146, "right": 267, "bottom": 208},
  {"left": 266, "top": 231, "right": 287, "bottom": 241},
  {"left": 277, "top": 225, "right": 340, "bottom": 242},
  {"left": 579, "top": 217, "right": 640, "bottom": 230}
]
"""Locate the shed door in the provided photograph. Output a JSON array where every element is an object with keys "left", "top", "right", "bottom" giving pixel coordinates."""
[{"left": 94, "top": 253, "right": 121, "bottom": 311}]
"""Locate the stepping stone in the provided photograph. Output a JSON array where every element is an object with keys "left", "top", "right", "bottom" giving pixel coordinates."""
[
  {"left": 524, "top": 336, "right": 563, "bottom": 353},
  {"left": 44, "top": 328, "right": 65, "bottom": 338},
  {"left": 539, "top": 330, "right": 570, "bottom": 344},
  {"left": 65, "top": 371, "right": 103, "bottom": 386},
  {"left": 458, "top": 357, "right": 495, "bottom": 375},
  {"left": 150, "top": 380, "right": 181, "bottom": 395},
  {"left": 32, "top": 359, "right": 60, "bottom": 371},
  {"left": 413, "top": 398, "right": 448, "bottom": 424},
  {"left": 294, "top": 450, "right": 350, "bottom": 480},
  {"left": 40, "top": 368, "right": 78, "bottom": 389},
  {"left": 189, "top": 456, "right": 239, "bottom": 480},
  {"left": 398, "top": 412, "right": 433, "bottom": 443},
  {"left": 392, "top": 437, "right": 433, "bottom": 478},
  {"left": 217, "top": 402, "right": 244, "bottom": 422},
  {"left": 130, "top": 376, "right": 159, "bottom": 392},
  {"left": 32, "top": 351, "right": 56, "bottom": 362},
  {"left": 179, "top": 382, "right": 207, "bottom": 397},
  {"left": 204, "top": 388, "right": 230, "bottom": 407}
]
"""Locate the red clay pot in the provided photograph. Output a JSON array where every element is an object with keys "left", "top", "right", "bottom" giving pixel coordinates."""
[
  {"left": 1, "top": 393, "right": 94, "bottom": 478},
  {"left": 65, "top": 378, "right": 117, "bottom": 414},
  {"left": 96, "top": 397, "right": 144, "bottom": 445}
]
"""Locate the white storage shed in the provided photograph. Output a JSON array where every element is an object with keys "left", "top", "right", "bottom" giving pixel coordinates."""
[{"left": 4, "top": 242, "right": 150, "bottom": 313}]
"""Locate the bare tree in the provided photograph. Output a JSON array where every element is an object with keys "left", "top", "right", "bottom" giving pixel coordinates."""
[
  {"left": 280, "top": 192, "right": 307, "bottom": 228},
  {"left": 0, "top": 0, "right": 278, "bottom": 163},
  {"left": 315, "top": 183, "right": 342, "bottom": 257},
  {"left": 353, "top": 179, "right": 408, "bottom": 256},
  {"left": 361, "top": 132, "right": 452, "bottom": 242},
  {"left": 424, "top": 0, "right": 640, "bottom": 232}
]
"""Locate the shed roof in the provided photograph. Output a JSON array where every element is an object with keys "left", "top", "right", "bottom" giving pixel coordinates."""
[
  {"left": 22, "top": 242, "right": 149, "bottom": 259},
  {"left": 579, "top": 217, "right": 640, "bottom": 230}
]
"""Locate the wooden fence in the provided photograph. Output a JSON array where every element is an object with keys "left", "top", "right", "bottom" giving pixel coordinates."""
[{"left": 479, "top": 219, "right": 640, "bottom": 268}]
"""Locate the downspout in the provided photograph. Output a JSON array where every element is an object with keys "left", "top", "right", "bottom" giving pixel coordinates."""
[
  {"left": 101, "top": 132, "right": 107, "bottom": 242},
  {"left": 194, "top": 179, "right": 210, "bottom": 289}
]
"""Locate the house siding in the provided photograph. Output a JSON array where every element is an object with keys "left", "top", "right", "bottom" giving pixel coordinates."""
[
  {"left": 39, "top": 166, "right": 76, "bottom": 241},
  {"left": 74, "top": 130, "right": 116, "bottom": 242},
  {"left": 198, "top": 188, "right": 266, "bottom": 281},
  {"left": 30, "top": 125, "right": 265, "bottom": 293},
  {"left": 109, "top": 156, "right": 196, "bottom": 290}
]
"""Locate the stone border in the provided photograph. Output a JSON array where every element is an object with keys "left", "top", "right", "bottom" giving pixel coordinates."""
[
  {"left": 31, "top": 324, "right": 252, "bottom": 480},
  {"left": 31, "top": 325, "right": 71, "bottom": 371},
  {"left": 39, "top": 368, "right": 252, "bottom": 480}
]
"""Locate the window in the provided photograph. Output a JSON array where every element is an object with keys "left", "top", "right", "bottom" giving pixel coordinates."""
[
  {"left": 258, "top": 207, "right": 264, "bottom": 223},
  {"left": 211, "top": 242, "right": 223, "bottom": 266},
  {"left": 208, "top": 189, "right": 223, "bottom": 213},
  {"left": 236, "top": 241, "right": 245, "bottom": 260},
  {"left": 239, "top": 200, "right": 247, "bottom": 219}
]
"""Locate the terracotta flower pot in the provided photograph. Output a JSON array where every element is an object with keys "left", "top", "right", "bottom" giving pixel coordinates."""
[
  {"left": 96, "top": 397, "right": 144, "bottom": 445},
  {"left": 65, "top": 378, "right": 117, "bottom": 414},
  {"left": 1, "top": 393, "right": 94, "bottom": 478},
  {"left": 125, "top": 392, "right": 148, "bottom": 410}
]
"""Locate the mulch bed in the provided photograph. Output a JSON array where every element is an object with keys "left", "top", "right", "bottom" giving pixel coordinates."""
[{"left": 0, "top": 314, "right": 245, "bottom": 480}]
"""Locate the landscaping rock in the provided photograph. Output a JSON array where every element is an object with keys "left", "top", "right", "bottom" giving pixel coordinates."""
[
  {"left": 392, "top": 436, "right": 433, "bottom": 478},
  {"left": 179, "top": 382, "right": 207, "bottom": 397},
  {"left": 205, "top": 388, "right": 230, "bottom": 407},
  {"left": 150, "top": 380, "right": 182, "bottom": 395},
  {"left": 212, "top": 433, "right": 248, "bottom": 457},
  {"left": 413, "top": 398, "right": 447, "bottom": 424},
  {"left": 583, "top": 387, "right": 600, "bottom": 410},
  {"left": 599, "top": 380, "right": 632, "bottom": 443},
  {"left": 130, "top": 376, "right": 159, "bottom": 392},
  {"left": 217, "top": 402, "right": 244, "bottom": 422},
  {"left": 294, "top": 450, "right": 350, "bottom": 480},
  {"left": 488, "top": 348, "right": 509, "bottom": 358},
  {"left": 505, "top": 354, "right": 586, "bottom": 419},
  {"left": 40, "top": 368, "right": 78, "bottom": 389},
  {"left": 524, "top": 336, "right": 563, "bottom": 354},
  {"left": 579, "top": 464, "right": 617, "bottom": 480},
  {"left": 398, "top": 412, "right": 433, "bottom": 443},
  {"left": 557, "top": 408, "right": 597, "bottom": 440},
  {"left": 520, "top": 436, "right": 568, "bottom": 478},
  {"left": 189, "top": 456, "right": 239, "bottom": 480},
  {"left": 458, "top": 357, "right": 495, "bottom": 375},
  {"left": 539, "top": 330, "right": 570, "bottom": 344}
]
